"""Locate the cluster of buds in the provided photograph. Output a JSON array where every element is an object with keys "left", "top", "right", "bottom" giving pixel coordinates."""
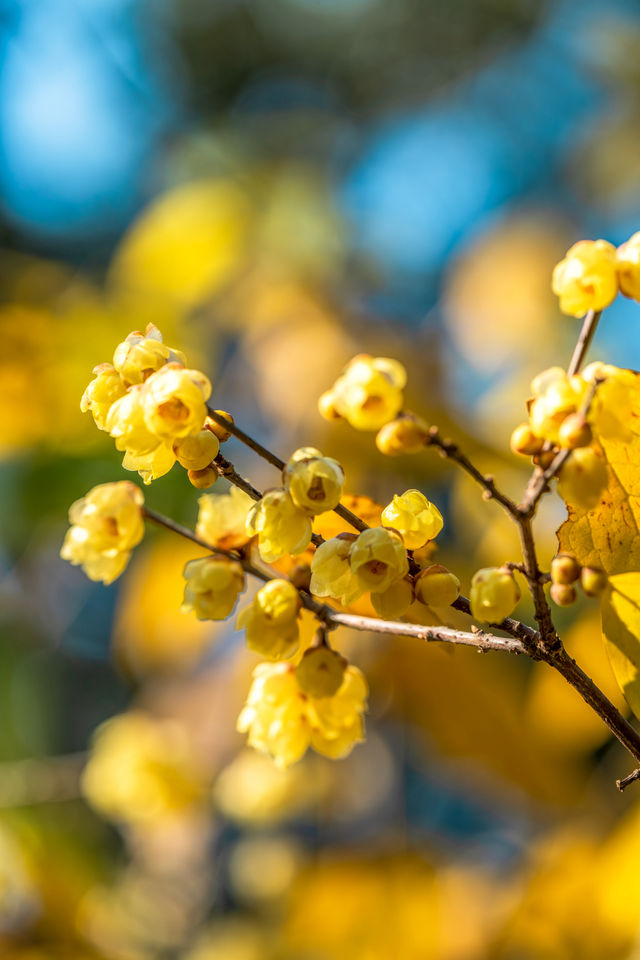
[
  {"left": 81, "top": 323, "right": 233, "bottom": 487},
  {"left": 237, "top": 661, "right": 368, "bottom": 769},
  {"left": 60, "top": 481, "right": 145, "bottom": 584},
  {"left": 552, "top": 232, "right": 640, "bottom": 317},
  {"left": 549, "top": 554, "right": 608, "bottom": 607},
  {"left": 469, "top": 567, "right": 521, "bottom": 623}
]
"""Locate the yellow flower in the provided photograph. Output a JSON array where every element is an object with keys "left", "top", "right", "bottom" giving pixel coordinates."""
[
  {"left": 142, "top": 363, "right": 211, "bottom": 441},
  {"left": 237, "top": 661, "right": 367, "bottom": 768},
  {"left": 376, "top": 411, "right": 429, "bottom": 455},
  {"left": 237, "top": 579, "right": 300, "bottom": 660},
  {"left": 470, "top": 567, "right": 520, "bottom": 623},
  {"left": 370, "top": 578, "right": 414, "bottom": 619},
  {"left": 558, "top": 446, "right": 608, "bottom": 511},
  {"left": 173, "top": 429, "right": 220, "bottom": 470},
  {"left": 284, "top": 447, "right": 344, "bottom": 516},
  {"left": 551, "top": 239, "right": 618, "bottom": 317},
  {"left": 330, "top": 354, "right": 406, "bottom": 431},
  {"left": 528, "top": 367, "right": 587, "bottom": 445},
  {"left": 122, "top": 441, "right": 176, "bottom": 484},
  {"left": 181, "top": 556, "right": 245, "bottom": 620},
  {"left": 381, "top": 489, "right": 443, "bottom": 549},
  {"left": 581, "top": 361, "right": 635, "bottom": 444},
  {"left": 296, "top": 645, "right": 347, "bottom": 698},
  {"left": 81, "top": 710, "right": 206, "bottom": 825},
  {"left": 616, "top": 231, "right": 640, "bottom": 302},
  {"left": 112, "top": 323, "right": 185, "bottom": 384},
  {"left": 60, "top": 481, "right": 144, "bottom": 584},
  {"left": 246, "top": 489, "right": 312, "bottom": 562},
  {"left": 197, "top": 486, "right": 255, "bottom": 550},
  {"left": 310, "top": 534, "right": 362, "bottom": 606},
  {"left": 349, "top": 527, "right": 409, "bottom": 594},
  {"left": 80, "top": 363, "right": 127, "bottom": 430},
  {"left": 414, "top": 564, "right": 460, "bottom": 608},
  {"left": 106, "top": 384, "right": 162, "bottom": 456}
]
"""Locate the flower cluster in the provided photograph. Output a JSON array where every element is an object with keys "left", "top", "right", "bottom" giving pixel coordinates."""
[
  {"left": 549, "top": 553, "right": 608, "bottom": 607},
  {"left": 552, "top": 232, "right": 640, "bottom": 318},
  {"left": 237, "top": 661, "right": 368, "bottom": 769},
  {"left": 82, "top": 324, "right": 217, "bottom": 486},
  {"left": 181, "top": 556, "right": 245, "bottom": 620},
  {"left": 60, "top": 481, "right": 144, "bottom": 584}
]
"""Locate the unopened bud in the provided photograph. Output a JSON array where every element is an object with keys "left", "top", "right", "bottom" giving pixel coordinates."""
[
  {"left": 375, "top": 412, "right": 429, "bottom": 456},
  {"left": 415, "top": 564, "right": 460, "bottom": 608},
  {"left": 510, "top": 423, "right": 545, "bottom": 457},
  {"left": 558, "top": 413, "right": 592, "bottom": 449},
  {"left": 580, "top": 566, "right": 608, "bottom": 597},
  {"left": 550, "top": 582, "right": 577, "bottom": 607},
  {"left": 206, "top": 410, "right": 235, "bottom": 443},
  {"left": 550, "top": 554, "right": 581, "bottom": 585},
  {"left": 188, "top": 466, "right": 218, "bottom": 489}
]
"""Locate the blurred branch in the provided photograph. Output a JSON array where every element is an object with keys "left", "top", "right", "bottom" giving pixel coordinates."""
[{"left": 567, "top": 309, "right": 601, "bottom": 377}]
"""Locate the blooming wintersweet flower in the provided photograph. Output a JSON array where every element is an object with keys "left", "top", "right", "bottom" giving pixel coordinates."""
[
  {"left": 237, "top": 661, "right": 368, "bottom": 768},
  {"left": 173, "top": 429, "right": 220, "bottom": 470},
  {"left": 551, "top": 239, "right": 618, "bottom": 317},
  {"left": 80, "top": 363, "right": 127, "bottom": 431},
  {"left": 237, "top": 579, "right": 301, "bottom": 660},
  {"left": 60, "top": 481, "right": 144, "bottom": 584},
  {"left": 349, "top": 527, "right": 409, "bottom": 594},
  {"left": 246, "top": 489, "right": 312, "bottom": 562},
  {"left": 113, "top": 323, "right": 185, "bottom": 384},
  {"left": 310, "top": 534, "right": 362, "bottom": 606},
  {"left": 284, "top": 447, "right": 345, "bottom": 516},
  {"left": 381, "top": 489, "right": 443, "bottom": 550},
  {"left": 106, "top": 384, "right": 162, "bottom": 456},
  {"left": 181, "top": 556, "right": 245, "bottom": 620},
  {"left": 142, "top": 363, "right": 211, "bottom": 441}
]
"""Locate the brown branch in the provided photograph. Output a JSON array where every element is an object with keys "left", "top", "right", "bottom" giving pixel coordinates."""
[
  {"left": 425, "top": 426, "right": 521, "bottom": 519},
  {"left": 207, "top": 405, "right": 368, "bottom": 533},
  {"left": 567, "top": 309, "right": 602, "bottom": 377},
  {"left": 617, "top": 768, "right": 640, "bottom": 792}
]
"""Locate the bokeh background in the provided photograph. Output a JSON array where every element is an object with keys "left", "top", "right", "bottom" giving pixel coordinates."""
[{"left": 3, "top": 0, "right": 640, "bottom": 957}]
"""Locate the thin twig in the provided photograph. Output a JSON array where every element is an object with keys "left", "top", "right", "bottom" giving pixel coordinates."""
[
  {"left": 207, "top": 406, "right": 369, "bottom": 533},
  {"left": 425, "top": 427, "right": 521, "bottom": 519},
  {"left": 617, "top": 768, "right": 640, "bottom": 792},
  {"left": 567, "top": 309, "right": 601, "bottom": 377}
]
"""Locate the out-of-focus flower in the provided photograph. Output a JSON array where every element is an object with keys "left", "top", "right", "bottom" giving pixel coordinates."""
[
  {"left": 551, "top": 239, "right": 618, "bottom": 317},
  {"left": 616, "top": 230, "right": 640, "bottom": 301},
  {"left": 197, "top": 486, "right": 255, "bottom": 551},
  {"left": 321, "top": 355, "right": 406, "bottom": 431},
  {"left": 470, "top": 567, "right": 520, "bottom": 622},
  {"left": 60, "top": 482, "right": 144, "bottom": 584},
  {"left": 381, "top": 489, "right": 443, "bottom": 549},
  {"left": 237, "top": 579, "right": 300, "bottom": 660},
  {"left": 246, "top": 490, "right": 312, "bottom": 562},
  {"left": 237, "top": 661, "right": 367, "bottom": 768},
  {"left": 558, "top": 446, "right": 609, "bottom": 511},
  {"left": 284, "top": 447, "right": 344, "bottom": 516},
  {"left": 181, "top": 557, "right": 245, "bottom": 620},
  {"left": 81, "top": 711, "right": 208, "bottom": 825}
]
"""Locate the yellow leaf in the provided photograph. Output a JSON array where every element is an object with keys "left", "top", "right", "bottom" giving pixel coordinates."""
[
  {"left": 601, "top": 572, "right": 640, "bottom": 719},
  {"left": 557, "top": 372, "right": 640, "bottom": 573}
]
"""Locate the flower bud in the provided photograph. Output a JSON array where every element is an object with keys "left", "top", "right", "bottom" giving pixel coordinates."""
[
  {"left": 188, "top": 466, "right": 218, "bottom": 489},
  {"left": 181, "top": 557, "right": 245, "bottom": 620},
  {"left": 206, "top": 410, "right": 235, "bottom": 442},
  {"left": 376, "top": 412, "right": 429, "bottom": 455},
  {"left": 580, "top": 566, "right": 608, "bottom": 597},
  {"left": 318, "top": 390, "right": 342, "bottom": 421},
  {"left": 532, "top": 449, "right": 558, "bottom": 470},
  {"left": 174, "top": 430, "right": 220, "bottom": 470},
  {"left": 197, "top": 487, "right": 254, "bottom": 551},
  {"left": 381, "top": 489, "right": 443, "bottom": 550},
  {"left": 551, "top": 239, "right": 618, "bottom": 317},
  {"left": 470, "top": 567, "right": 520, "bottom": 623},
  {"left": 550, "top": 554, "right": 581, "bottom": 585},
  {"left": 310, "top": 534, "right": 362, "bottom": 607},
  {"left": 349, "top": 528, "right": 409, "bottom": 594},
  {"left": 288, "top": 563, "right": 312, "bottom": 592},
  {"left": 558, "top": 413, "right": 592, "bottom": 449},
  {"left": 414, "top": 564, "right": 460, "bottom": 608},
  {"left": 81, "top": 363, "right": 127, "bottom": 430},
  {"left": 558, "top": 447, "right": 608, "bottom": 511},
  {"left": 296, "top": 646, "right": 347, "bottom": 698},
  {"left": 510, "top": 423, "right": 544, "bottom": 457},
  {"left": 284, "top": 447, "right": 345, "bottom": 516},
  {"left": 550, "top": 583, "right": 577, "bottom": 607},
  {"left": 246, "top": 489, "right": 312, "bottom": 563},
  {"left": 370, "top": 578, "right": 414, "bottom": 619},
  {"left": 142, "top": 363, "right": 211, "bottom": 441}
]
